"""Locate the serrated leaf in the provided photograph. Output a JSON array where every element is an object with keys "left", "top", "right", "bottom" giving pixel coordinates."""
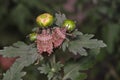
[
  {"left": 3, "top": 59, "right": 26, "bottom": 80},
  {"left": 52, "top": 62, "right": 63, "bottom": 72},
  {"left": 64, "top": 33, "right": 106, "bottom": 56},
  {"left": 3, "top": 51, "right": 39, "bottom": 80},
  {"left": 80, "top": 34, "right": 95, "bottom": 40},
  {"left": 3, "top": 50, "right": 39, "bottom": 80},
  {"left": 18, "top": 49, "right": 39, "bottom": 67},
  {"left": 63, "top": 63, "right": 83, "bottom": 80},
  {"left": 38, "top": 64, "right": 51, "bottom": 74},
  {"left": 3, "top": 61, "right": 25, "bottom": 80},
  {"left": 72, "top": 29, "right": 83, "bottom": 36},
  {"left": 55, "top": 13, "right": 67, "bottom": 26},
  {"left": 38, "top": 64, "right": 53, "bottom": 80},
  {"left": 69, "top": 41, "right": 88, "bottom": 56},
  {"left": 61, "top": 30, "right": 83, "bottom": 52},
  {"left": 38, "top": 62, "right": 63, "bottom": 80},
  {"left": 0, "top": 41, "right": 36, "bottom": 58},
  {"left": 72, "top": 40, "right": 106, "bottom": 49},
  {"left": 2, "top": 42, "right": 39, "bottom": 80},
  {"left": 63, "top": 57, "right": 95, "bottom": 80},
  {"left": 47, "top": 72, "right": 54, "bottom": 80}
]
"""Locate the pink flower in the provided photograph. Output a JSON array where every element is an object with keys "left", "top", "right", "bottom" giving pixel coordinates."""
[
  {"left": 36, "top": 27, "right": 66, "bottom": 55},
  {"left": 52, "top": 27, "right": 66, "bottom": 48},
  {"left": 37, "top": 29, "right": 53, "bottom": 55}
]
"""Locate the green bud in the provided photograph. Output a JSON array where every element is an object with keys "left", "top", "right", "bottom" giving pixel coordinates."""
[
  {"left": 36, "top": 13, "right": 54, "bottom": 28},
  {"left": 29, "top": 33, "right": 37, "bottom": 41},
  {"left": 62, "top": 19, "right": 76, "bottom": 31}
]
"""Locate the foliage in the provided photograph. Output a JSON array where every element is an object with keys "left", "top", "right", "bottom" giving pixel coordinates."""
[
  {"left": 0, "top": 42, "right": 40, "bottom": 80},
  {"left": 0, "top": 12, "right": 106, "bottom": 80},
  {"left": 0, "top": 0, "right": 120, "bottom": 80},
  {"left": 63, "top": 57, "right": 94, "bottom": 80},
  {"left": 62, "top": 31, "right": 106, "bottom": 56},
  {"left": 38, "top": 62, "right": 63, "bottom": 80},
  {"left": 55, "top": 13, "right": 67, "bottom": 26}
]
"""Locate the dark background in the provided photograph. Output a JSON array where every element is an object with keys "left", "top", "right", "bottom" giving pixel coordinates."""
[{"left": 0, "top": 0, "right": 120, "bottom": 80}]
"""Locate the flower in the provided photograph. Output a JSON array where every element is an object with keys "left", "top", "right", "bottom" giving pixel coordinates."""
[
  {"left": 36, "top": 27, "right": 66, "bottom": 55},
  {"left": 37, "top": 29, "right": 53, "bottom": 55},
  {"left": 52, "top": 27, "right": 66, "bottom": 48}
]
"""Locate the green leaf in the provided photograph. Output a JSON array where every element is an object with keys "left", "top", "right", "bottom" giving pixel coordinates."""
[
  {"left": 72, "top": 39, "right": 106, "bottom": 49},
  {"left": 62, "top": 32, "right": 106, "bottom": 56},
  {"left": 52, "top": 62, "right": 63, "bottom": 72},
  {"left": 0, "top": 41, "right": 36, "bottom": 58},
  {"left": 55, "top": 13, "right": 67, "bottom": 26},
  {"left": 1, "top": 41, "right": 40, "bottom": 80},
  {"left": 63, "top": 63, "right": 85, "bottom": 80},
  {"left": 47, "top": 72, "right": 54, "bottom": 80},
  {"left": 72, "top": 29, "right": 83, "bottom": 36},
  {"left": 3, "top": 49, "right": 39, "bottom": 80},
  {"left": 69, "top": 41, "right": 88, "bottom": 56},
  {"left": 38, "top": 64, "right": 54, "bottom": 80},
  {"left": 38, "top": 62, "right": 63, "bottom": 80},
  {"left": 3, "top": 60, "right": 26, "bottom": 80},
  {"left": 38, "top": 64, "right": 51, "bottom": 74},
  {"left": 62, "top": 57, "right": 94, "bottom": 80},
  {"left": 79, "top": 34, "right": 94, "bottom": 40}
]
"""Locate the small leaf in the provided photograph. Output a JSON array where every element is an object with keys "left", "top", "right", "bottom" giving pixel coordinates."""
[
  {"left": 52, "top": 62, "right": 63, "bottom": 72},
  {"left": 47, "top": 72, "right": 54, "bottom": 80},
  {"left": 38, "top": 64, "right": 51, "bottom": 74},
  {"left": 38, "top": 64, "right": 53, "bottom": 80},
  {"left": 55, "top": 13, "right": 67, "bottom": 26},
  {"left": 38, "top": 62, "right": 63, "bottom": 80}
]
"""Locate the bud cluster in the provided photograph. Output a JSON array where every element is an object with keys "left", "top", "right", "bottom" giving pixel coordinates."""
[{"left": 29, "top": 13, "right": 76, "bottom": 55}]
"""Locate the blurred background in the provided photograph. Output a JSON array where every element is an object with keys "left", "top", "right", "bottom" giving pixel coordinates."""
[{"left": 0, "top": 0, "right": 120, "bottom": 80}]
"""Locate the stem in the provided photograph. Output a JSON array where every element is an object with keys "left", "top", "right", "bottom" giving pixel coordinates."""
[
  {"left": 34, "top": 59, "right": 40, "bottom": 65},
  {"left": 66, "top": 33, "right": 77, "bottom": 38},
  {"left": 66, "top": 33, "right": 73, "bottom": 36},
  {"left": 50, "top": 55, "right": 56, "bottom": 67}
]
